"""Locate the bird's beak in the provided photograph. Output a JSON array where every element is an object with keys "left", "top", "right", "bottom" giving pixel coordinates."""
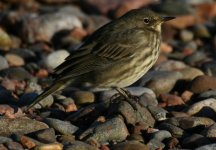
[{"left": 162, "top": 16, "right": 175, "bottom": 22}]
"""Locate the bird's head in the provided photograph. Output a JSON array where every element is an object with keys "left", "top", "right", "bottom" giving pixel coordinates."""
[{"left": 121, "top": 9, "right": 175, "bottom": 32}]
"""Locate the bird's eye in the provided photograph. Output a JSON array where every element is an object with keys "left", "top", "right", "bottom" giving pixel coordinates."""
[{"left": 143, "top": 18, "right": 150, "bottom": 24}]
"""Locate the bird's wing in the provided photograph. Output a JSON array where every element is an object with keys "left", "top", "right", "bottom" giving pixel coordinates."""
[{"left": 53, "top": 28, "right": 146, "bottom": 79}]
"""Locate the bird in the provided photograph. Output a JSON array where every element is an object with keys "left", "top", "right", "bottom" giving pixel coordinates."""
[{"left": 26, "top": 9, "right": 175, "bottom": 110}]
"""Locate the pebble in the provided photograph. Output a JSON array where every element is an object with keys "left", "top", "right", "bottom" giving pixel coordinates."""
[
  {"left": 180, "top": 29, "right": 194, "bottom": 42},
  {"left": 189, "top": 75, "right": 216, "bottom": 93},
  {"left": 159, "top": 94, "right": 185, "bottom": 107},
  {"left": 0, "top": 118, "right": 48, "bottom": 136},
  {"left": 144, "top": 71, "right": 183, "bottom": 95},
  {"left": 198, "top": 90, "right": 216, "bottom": 99},
  {"left": 0, "top": 144, "right": 7, "bottom": 150},
  {"left": 150, "top": 130, "right": 172, "bottom": 141},
  {"left": 195, "top": 143, "right": 216, "bottom": 150},
  {"left": 32, "top": 128, "right": 56, "bottom": 143},
  {"left": 0, "top": 136, "right": 13, "bottom": 144},
  {"left": 34, "top": 143, "right": 63, "bottom": 150},
  {"left": 0, "top": 104, "right": 23, "bottom": 118},
  {"left": 4, "top": 141, "right": 24, "bottom": 150},
  {"left": 193, "top": 24, "right": 210, "bottom": 38},
  {"left": 108, "top": 99, "right": 155, "bottom": 126},
  {"left": 44, "top": 50, "right": 69, "bottom": 70},
  {"left": 0, "top": 56, "right": 9, "bottom": 70},
  {"left": 147, "top": 105, "right": 168, "bottom": 121},
  {"left": 158, "top": 123, "right": 185, "bottom": 138},
  {"left": 5, "top": 54, "right": 25, "bottom": 67},
  {"left": 0, "top": 28, "right": 12, "bottom": 50},
  {"left": 111, "top": 141, "right": 148, "bottom": 150},
  {"left": 202, "top": 61, "right": 216, "bottom": 76},
  {"left": 0, "top": 67, "right": 32, "bottom": 80},
  {"left": 139, "top": 92, "right": 158, "bottom": 107},
  {"left": 63, "top": 141, "right": 97, "bottom": 150},
  {"left": 184, "top": 51, "right": 207, "bottom": 66},
  {"left": 166, "top": 117, "right": 215, "bottom": 130},
  {"left": 147, "top": 138, "right": 165, "bottom": 150},
  {"left": 179, "top": 67, "right": 204, "bottom": 80},
  {"left": 202, "top": 123, "right": 216, "bottom": 140},
  {"left": 44, "top": 118, "right": 78, "bottom": 135},
  {"left": 186, "top": 98, "right": 216, "bottom": 116},
  {"left": 154, "top": 60, "right": 187, "bottom": 71},
  {"left": 83, "top": 116, "right": 129, "bottom": 143},
  {"left": 71, "top": 90, "right": 95, "bottom": 105}
]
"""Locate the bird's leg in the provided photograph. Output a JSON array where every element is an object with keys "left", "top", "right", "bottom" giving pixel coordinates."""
[{"left": 115, "top": 88, "right": 138, "bottom": 110}]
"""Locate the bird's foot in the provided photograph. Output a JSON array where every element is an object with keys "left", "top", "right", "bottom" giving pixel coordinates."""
[{"left": 115, "top": 88, "right": 139, "bottom": 110}]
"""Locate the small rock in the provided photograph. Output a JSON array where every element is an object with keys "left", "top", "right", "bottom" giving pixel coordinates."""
[
  {"left": 193, "top": 24, "right": 210, "bottom": 38},
  {"left": 44, "top": 118, "right": 78, "bottom": 135},
  {"left": 189, "top": 75, "right": 216, "bottom": 93},
  {"left": 83, "top": 116, "right": 129, "bottom": 143},
  {"left": 202, "top": 123, "right": 216, "bottom": 141},
  {"left": 166, "top": 117, "right": 215, "bottom": 130},
  {"left": 147, "top": 138, "right": 165, "bottom": 150},
  {"left": 0, "top": 136, "right": 13, "bottom": 144},
  {"left": 182, "top": 134, "right": 211, "bottom": 149},
  {"left": 112, "top": 141, "right": 148, "bottom": 150},
  {"left": 179, "top": 67, "right": 204, "bottom": 80},
  {"left": 198, "top": 90, "right": 216, "bottom": 99},
  {"left": 32, "top": 128, "right": 56, "bottom": 143},
  {"left": 181, "top": 90, "right": 194, "bottom": 103},
  {"left": 64, "top": 141, "right": 97, "bottom": 150},
  {"left": 0, "top": 118, "right": 48, "bottom": 136},
  {"left": 159, "top": 94, "right": 185, "bottom": 107},
  {"left": 0, "top": 56, "right": 9, "bottom": 70},
  {"left": 44, "top": 50, "right": 69, "bottom": 70},
  {"left": 139, "top": 92, "right": 158, "bottom": 107},
  {"left": 180, "top": 29, "right": 194, "bottom": 42},
  {"left": 4, "top": 141, "right": 24, "bottom": 150},
  {"left": 71, "top": 90, "right": 95, "bottom": 105},
  {"left": 5, "top": 54, "right": 25, "bottom": 67},
  {"left": 186, "top": 98, "right": 216, "bottom": 117},
  {"left": 184, "top": 51, "right": 207, "bottom": 66},
  {"left": 0, "top": 144, "right": 8, "bottom": 150},
  {"left": 0, "top": 104, "right": 24, "bottom": 118},
  {"left": 144, "top": 71, "right": 183, "bottom": 95},
  {"left": 20, "top": 135, "right": 38, "bottom": 149},
  {"left": 195, "top": 143, "right": 216, "bottom": 150},
  {"left": 147, "top": 105, "right": 168, "bottom": 121},
  {"left": 34, "top": 143, "right": 63, "bottom": 150},
  {"left": 154, "top": 60, "right": 187, "bottom": 71},
  {"left": 0, "top": 28, "right": 12, "bottom": 50},
  {"left": 151, "top": 130, "right": 172, "bottom": 141},
  {"left": 158, "top": 123, "right": 185, "bottom": 138},
  {"left": 108, "top": 98, "right": 155, "bottom": 126},
  {"left": 0, "top": 67, "right": 32, "bottom": 80}
]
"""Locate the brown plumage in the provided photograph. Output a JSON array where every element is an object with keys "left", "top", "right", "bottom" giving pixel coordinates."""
[{"left": 27, "top": 9, "right": 174, "bottom": 110}]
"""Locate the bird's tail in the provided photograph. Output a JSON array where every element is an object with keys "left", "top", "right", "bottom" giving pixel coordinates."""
[{"left": 25, "top": 81, "right": 65, "bottom": 111}]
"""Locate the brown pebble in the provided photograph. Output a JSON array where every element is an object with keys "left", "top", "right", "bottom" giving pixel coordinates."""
[
  {"left": 159, "top": 94, "right": 185, "bottom": 107},
  {"left": 5, "top": 54, "right": 25, "bottom": 67},
  {"left": 181, "top": 90, "right": 194, "bottom": 103},
  {"left": 189, "top": 75, "right": 216, "bottom": 93},
  {"left": 20, "top": 136, "right": 36, "bottom": 149}
]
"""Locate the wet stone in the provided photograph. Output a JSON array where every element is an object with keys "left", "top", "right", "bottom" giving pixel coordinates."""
[
  {"left": 44, "top": 118, "right": 78, "bottom": 135},
  {"left": 139, "top": 92, "right": 158, "bottom": 107},
  {"left": 195, "top": 143, "right": 216, "bottom": 150}
]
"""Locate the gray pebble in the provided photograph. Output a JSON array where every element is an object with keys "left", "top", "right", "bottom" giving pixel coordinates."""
[
  {"left": 44, "top": 118, "right": 78, "bottom": 135},
  {"left": 0, "top": 56, "right": 9, "bottom": 71}
]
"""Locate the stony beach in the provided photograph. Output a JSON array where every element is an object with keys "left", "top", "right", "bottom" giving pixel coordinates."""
[{"left": 1, "top": 0, "right": 216, "bottom": 149}]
